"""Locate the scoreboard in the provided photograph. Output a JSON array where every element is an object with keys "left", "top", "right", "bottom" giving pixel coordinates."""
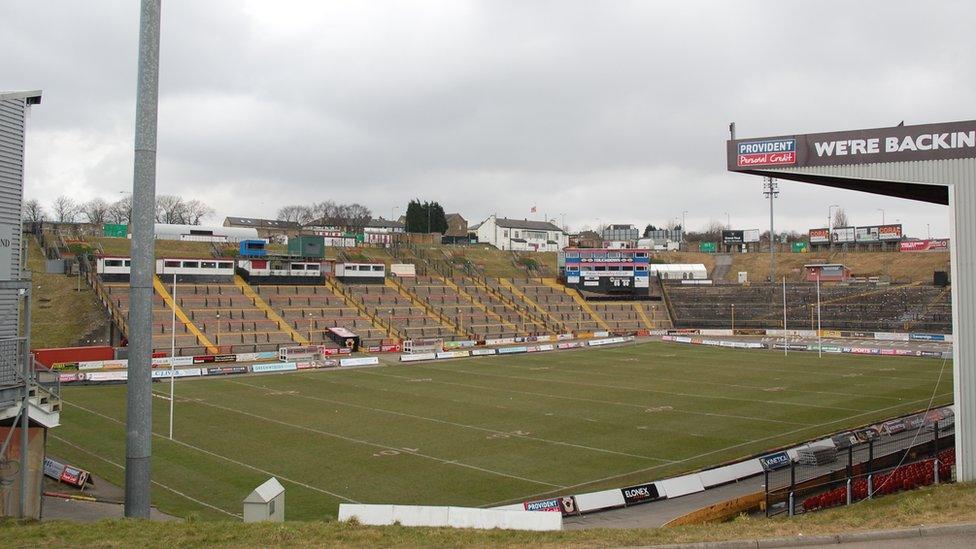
[{"left": 558, "top": 248, "right": 650, "bottom": 295}]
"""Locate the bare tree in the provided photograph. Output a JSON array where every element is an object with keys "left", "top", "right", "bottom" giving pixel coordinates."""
[
  {"left": 183, "top": 199, "right": 214, "bottom": 225},
  {"left": 833, "top": 207, "right": 850, "bottom": 228},
  {"left": 277, "top": 205, "right": 314, "bottom": 224},
  {"left": 80, "top": 198, "right": 111, "bottom": 224},
  {"left": 22, "top": 199, "right": 45, "bottom": 222},
  {"left": 108, "top": 195, "right": 132, "bottom": 224},
  {"left": 343, "top": 203, "right": 372, "bottom": 230},
  {"left": 155, "top": 195, "right": 186, "bottom": 224},
  {"left": 51, "top": 195, "right": 79, "bottom": 223}
]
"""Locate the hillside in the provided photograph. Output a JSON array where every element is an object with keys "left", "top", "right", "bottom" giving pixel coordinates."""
[
  {"left": 26, "top": 238, "right": 107, "bottom": 349},
  {"left": 83, "top": 236, "right": 949, "bottom": 283},
  {"left": 657, "top": 250, "right": 949, "bottom": 283}
]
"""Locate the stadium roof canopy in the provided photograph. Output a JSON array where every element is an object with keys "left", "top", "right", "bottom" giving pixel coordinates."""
[
  {"left": 727, "top": 118, "right": 976, "bottom": 481},
  {"left": 224, "top": 216, "right": 300, "bottom": 229}
]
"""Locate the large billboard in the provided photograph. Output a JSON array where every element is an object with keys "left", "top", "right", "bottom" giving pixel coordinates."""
[
  {"left": 831, "top": 226, "right": 855, "bottom": 243},
  {"left": 722, "top": 230, "right": 743, "bottom": 244},
  {"left": 809, "top": 228, "right": 830, "bottom": 244},
  {"left": 722, "top": 229, "right": 760, "bottom": 244},
  {"left": 728, "top": 120, "right": 976, "bottom": 171},
  {"left": 856, "top": 224, "right": 903, "bottom": 242}
]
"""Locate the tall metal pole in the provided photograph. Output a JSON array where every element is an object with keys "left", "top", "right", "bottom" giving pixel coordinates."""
[
  {"left": 782, "top": 276, "right": 788, "bottom": 357},
  {"left": 816, "top": 272, "right": 822, "bottom": 358},
  {"left": 764, "top": 178, "right": 778, "bottom": 281},
  {"left": 19, "top": 287, "right": 32, "bottom": 518},
  {"left": 169, "top": 272, "right": 176, "bottom": 440},
  {"left": 125, "top": 0, "right": 161, "bottom": 519}
]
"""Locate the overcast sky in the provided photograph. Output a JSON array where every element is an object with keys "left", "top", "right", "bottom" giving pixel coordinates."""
[{"left": 3, "top": 1, "right": 969, "bottom": 237}]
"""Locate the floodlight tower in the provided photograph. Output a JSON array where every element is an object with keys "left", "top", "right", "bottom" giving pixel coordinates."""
[{"left": 763, "top": 178, "right": 779, "bottom": 281}]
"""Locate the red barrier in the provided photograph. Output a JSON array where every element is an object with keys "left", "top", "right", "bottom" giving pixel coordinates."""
[{"left": 32, "top": 345, "right": 115, "bottom": 367}]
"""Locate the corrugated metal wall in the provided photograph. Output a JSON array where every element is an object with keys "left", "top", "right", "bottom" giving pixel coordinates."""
[
  {"left": 753, "top": 157, "right": 976, "bottom": 481},
  {"left": 0, "top": 97, "right": 26, "bottom": 385}
]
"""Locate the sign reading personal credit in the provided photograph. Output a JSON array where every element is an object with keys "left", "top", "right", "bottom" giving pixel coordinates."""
[{"left": 737, "top": 139, "right": 797, "bottom": 167}]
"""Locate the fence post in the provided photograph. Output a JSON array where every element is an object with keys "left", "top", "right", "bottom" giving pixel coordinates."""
[
  {"left": 764, "top": 468, "right": 770, "bottom": 518},
  {"left": 788, "top": 461, "right": 796, "bottom": 517},
  {"left": 846, "top": 478, "right": 852, "bottom": 505},
  {"left": 867, "top": 439, "right": 875, "bottom": 498}
]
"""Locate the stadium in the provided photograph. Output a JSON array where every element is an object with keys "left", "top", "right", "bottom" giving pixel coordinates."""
[{"left": 3, "top": 3, "right": 976, "bottom": 548}]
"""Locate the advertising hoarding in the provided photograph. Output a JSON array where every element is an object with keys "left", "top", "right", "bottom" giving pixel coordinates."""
[
  {"left": 856, "top": 224, "right": 903, "bottom": 242},
  {"left": 831, "top": 226, "right": 855, "bottom": 243},
  {"left": 809, "top": 228, "right": 830, "bottom": 244},
  {"left": 743, "top": 229, "right": 760, "bottom": 243},
  {"left": 900, "top": 239, "right": 949, "bottom": 252},
  {"left": 722, "top": 230, "right": 744, "bottom": 244}
]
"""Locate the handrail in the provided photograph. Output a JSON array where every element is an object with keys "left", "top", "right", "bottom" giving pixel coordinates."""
[{"left": 658, "top": 275, "right": 679, "bottom": 327}]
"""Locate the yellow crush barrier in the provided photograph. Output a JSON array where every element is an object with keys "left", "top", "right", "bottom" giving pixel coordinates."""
[
  {"left": 234, "top": 275, "right": 309, "bottom": 345},
  {"left": 152, "top": 275, "right": 218, "bottom": 354}
]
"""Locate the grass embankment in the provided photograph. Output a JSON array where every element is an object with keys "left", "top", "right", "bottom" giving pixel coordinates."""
[
  {"left": 2, "top": 483, "right": 975, "bottom": 547},
  {"left": 91, "top": 237, "right": 216, "bottom": 259},
  {"left": 26, "top": 238, "right": 106, "bottom": 348}
]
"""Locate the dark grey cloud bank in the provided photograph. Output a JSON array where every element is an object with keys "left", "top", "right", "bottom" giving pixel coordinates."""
[{"left": 3, "top": 0, "right": 969, "bottom": 236}]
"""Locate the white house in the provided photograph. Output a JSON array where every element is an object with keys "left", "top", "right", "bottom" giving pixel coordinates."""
[{"left": 475, "top": 216, "right": 568, "bottom": 252}]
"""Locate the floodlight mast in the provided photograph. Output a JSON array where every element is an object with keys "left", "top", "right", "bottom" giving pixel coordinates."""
[{"left": 125, "top": 0, "right": 161, "bottom": 519}]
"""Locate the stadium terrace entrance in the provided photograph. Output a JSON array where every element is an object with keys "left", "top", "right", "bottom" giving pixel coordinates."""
[{"left": 727, "top": 119, "right": 976, "bottom": 481}]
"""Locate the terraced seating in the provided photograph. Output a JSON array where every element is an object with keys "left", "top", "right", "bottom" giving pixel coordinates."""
[
  {"left": 103, "top": 282, "right": 207, "bottom": 356},
  {"left": 256, "top": 284, "right": 390, "bottom": 348},
  {"left": 507, "top": 278, "right": 604, "bottom": 333},
  {"left": 666, "top": 282, "right": 951, "bottom": 333},
  {"left": 400, "top": 275, "right": 521, "bottom": 340},
  {"left": 342, "top": 283, "right": 457, "bottom": 342}
]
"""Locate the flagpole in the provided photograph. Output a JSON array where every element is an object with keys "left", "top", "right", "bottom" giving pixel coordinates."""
[
  {"left": 816, "top": 272, "right": 822, "bottom": 358},
  {"left": 782, "top": 276, "right": 788, "bottom": 357}
]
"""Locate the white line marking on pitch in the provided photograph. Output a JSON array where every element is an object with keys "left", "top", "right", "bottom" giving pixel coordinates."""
[
  {"left": 500, "top": 360, "right": 909, "bottom": 402},
  {"left": 50, "top": 433, "right": 242, "bottom": 518},
  {"left": 411, "top": 363, "right": 869, "bottom": 412},
  {"left": 228, "top": 379, "right": 670, "bottom": 462},
  {"left": 148, "top": 390, "right": 565, "bottom": 489},
  {"left": 62, "top": 399, "right": 359, "bottom": 503},
  {"left": 484, "top": 391, "right": 953, "bottom": 507},
  {"left": 598, "top": 346, "right": 943, "bottom": 382},
  {"left": 357, "top": 369, "right": 810, "bottom": 427}
]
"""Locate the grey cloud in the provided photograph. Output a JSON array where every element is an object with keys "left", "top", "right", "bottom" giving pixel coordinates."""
[{"left": 3, "top": 0, "right": 962, "bottom": 237}]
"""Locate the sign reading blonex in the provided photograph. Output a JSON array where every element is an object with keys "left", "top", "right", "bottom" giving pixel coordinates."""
[{"left": 737, "top": 139, "right": 797, "bottom": 167}]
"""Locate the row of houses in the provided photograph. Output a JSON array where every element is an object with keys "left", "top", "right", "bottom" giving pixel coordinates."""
[{"left": 222, "top": 214, "right": 572, "bottom": 252}]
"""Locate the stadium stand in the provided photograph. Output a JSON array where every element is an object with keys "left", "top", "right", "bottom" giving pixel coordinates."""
[
  {"left": 256, "top": 282, "right": 392, "bottom": 349},
  {"left": 505, "top": 278, "right": 606, "bottom": 333},
  {"left": 667, "top": 282, "right": 951, "bottom": 333},
  {"left": 802, "top": 448, "right": 955, "bottom": 512}
]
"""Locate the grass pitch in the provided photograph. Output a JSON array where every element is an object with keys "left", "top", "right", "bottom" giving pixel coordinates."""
[{"left": 49, "top": 341, "right": 952, "bottom": 521}]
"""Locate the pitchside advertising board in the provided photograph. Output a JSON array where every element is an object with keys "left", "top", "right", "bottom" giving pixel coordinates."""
[{"left": 729, "top": 120, "right": 976, "bottom": 170}]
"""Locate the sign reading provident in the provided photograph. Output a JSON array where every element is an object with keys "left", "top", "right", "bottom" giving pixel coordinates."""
[{"left": 728, "top": 120, "right": 976, "bottom": 171}]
